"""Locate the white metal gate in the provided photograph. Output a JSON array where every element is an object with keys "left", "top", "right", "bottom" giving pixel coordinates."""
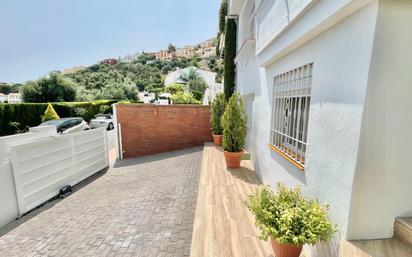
[{"left": 9, "top": 128, "right": 109, "bottom": 216}]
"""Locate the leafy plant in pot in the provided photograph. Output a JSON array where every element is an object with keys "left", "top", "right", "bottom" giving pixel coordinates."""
[
  {"left": 210, "top": 93, "right": 226, "bottom": 146},
  {"left": 247, "top": 184, "right": 336, "bottom": 257},
  {"left": 221, "top": 93, "right": 247, "bottom": 168}
]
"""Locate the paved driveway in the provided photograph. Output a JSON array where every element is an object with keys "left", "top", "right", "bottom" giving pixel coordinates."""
[{"left": 0, "top": 147, "right": 203, "bottom": 257}]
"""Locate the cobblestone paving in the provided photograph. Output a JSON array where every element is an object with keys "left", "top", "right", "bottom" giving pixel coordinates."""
[{"left": 0, "top": 147, "right": 203, "bottom": 257}]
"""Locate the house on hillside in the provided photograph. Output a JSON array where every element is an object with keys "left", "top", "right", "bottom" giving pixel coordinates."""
[
  {"left": 101, "top": 58, "right": 118, "bottom": 65},
  {"left": 155, "top": 50, "right": 175, "bottom": 60},
  {"left": 0, "top": 93, "right": 7, "bottom": 103},
  {"left": 165, "top": 66, "right": 223, "bottom": 105},
  {"left": 176, "top": 46, "right": 195, "bottom": 58},
  {"left": 165, "top": 67, "right": 216, "bottom": 87},
  {"left": 164, "top": 67, "right": 223, "bottom": 104},
  {"left": 6, "top": 92, "right": 22, "bottom": 103},
  {"left": 229, "top": 0, "right": 412, "bottom": 256},
  {"left": 137, "top": 92, "right": 155, "bottom": 104}
]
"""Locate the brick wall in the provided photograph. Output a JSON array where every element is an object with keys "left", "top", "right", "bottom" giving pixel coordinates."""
[{"left": 116, "top": 104, "right": 212, "bottom": 158}]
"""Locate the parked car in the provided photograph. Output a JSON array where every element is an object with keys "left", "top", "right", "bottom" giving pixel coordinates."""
[
  {"left": 89, "top": 115, "right": 114, "bottom": 130},
  {"left": 39, "top": 118, "right": 90, "bottom": 134}
]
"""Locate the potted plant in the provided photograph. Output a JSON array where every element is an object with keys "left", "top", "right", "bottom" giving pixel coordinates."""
[
  {"left": 221, "top": 93, "right": 247, "bottom": 168},
  {"left": 210, "top": 93, "right": 226, "bottom": 146},
  {"left": 247, "top": 184, "right": 336, "bottom": 257}
]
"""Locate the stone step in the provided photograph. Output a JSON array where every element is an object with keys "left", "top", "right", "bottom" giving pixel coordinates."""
[
  {"left": 341, "top": 238, "right": 412, "bottom": 257},
  {"left": 395, "top": 217, "right": 412, "bottom": 246},
  {"left": 340, "top": 218, "right": 412, "bottom": 257}
]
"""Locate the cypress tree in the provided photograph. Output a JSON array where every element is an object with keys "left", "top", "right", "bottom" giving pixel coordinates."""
[
  {"left": 219, "top": 0, "right": 227, "bottom": 34},
  {"left": 223, "top": 18, "right": 237, "bottom": 101}
]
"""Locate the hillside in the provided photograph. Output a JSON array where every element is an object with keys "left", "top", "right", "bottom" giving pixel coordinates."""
[{"left": 20, "top": 41, "right": 223, "bottom": 103}]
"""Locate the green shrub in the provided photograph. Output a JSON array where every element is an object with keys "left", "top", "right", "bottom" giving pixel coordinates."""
[
  {"left": 247, "top": 184, "right": 336, "bottom": 245},
  {"left": 98, "top": 105, "right": 110, "bottom": 114},
  {"left": 221, "top": 93, "right": 247, "bottom": 152},
  {"left": 191, "top": 90, "right": 203, "bottom": 101},
  {"left": 210, "top": 93, "right": 226, "bottom": 135},
  {"left": 117, "top": 100, "right": 131, "bottom": 104},
  {"left": 74, "top": 107, "right": 88, "bottom": 118},
  {"left": 165, "top": 83, "right": 185, "bottom": 94},
  {"left": 42, "top": 103, "right": 60, "bottom": 122},
  {"left": 171, "top": 92, "right": 201, "bottom": 104}
]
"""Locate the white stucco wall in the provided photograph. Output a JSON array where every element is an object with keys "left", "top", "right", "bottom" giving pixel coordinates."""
[
  {"left": 256, "top": 0, "right": 375, "bottom": 66},
  {"left": 347, "top": 0, "right": 412, "bottom": 240},
  {"left": 235, "top": 1, "right": 379, "bottom": 256}
]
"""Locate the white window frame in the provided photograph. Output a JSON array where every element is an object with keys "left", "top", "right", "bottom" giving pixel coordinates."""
[{"left": 270, "top": 63, "right": 313, "bottom": 169}]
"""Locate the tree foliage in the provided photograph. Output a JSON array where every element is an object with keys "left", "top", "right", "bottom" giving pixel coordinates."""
[
  {"left": 219, "top": 0, "right": 227, "bottom": 34},
  {"left": 22, "top": 73, "right": 76, "bottom": 103},
  {"left": 210, "top": 93, "right": 226, "bottom": 135},
  {"left": 168, "top": 43, "right": 176, "bottom": 52},
  {"left": 0, "top": 83, "right": 21, "bottom": 94},
  {"left": 188, "top": 78, "right": 208, "bottom": 93},
  {"left": 164, "top": 83, "right": 185, "bottom": 95},
  {"left": 171, "top": 92, "right": 200, "bottom": 104},
  {"left": 223, "top": 18, "right": 237, "bottom": 100},
  {"left": 221, "top": 93, "right": 247, "bottom": 152}
]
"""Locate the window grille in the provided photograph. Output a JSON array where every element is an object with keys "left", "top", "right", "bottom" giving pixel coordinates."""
[{"left": 270, "top": 63, "right": 313, "bottom": 169}]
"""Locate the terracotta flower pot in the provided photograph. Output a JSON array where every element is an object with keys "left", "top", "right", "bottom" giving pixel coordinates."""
[
  {"left": 271, "top": 239, "right": 303, "bottom": 257},
  {"left": 212, "top": 134, "right": 223, "bottom": 146},
  {"left": 223, "top": 150, "right": 244, "bottom": 169}
]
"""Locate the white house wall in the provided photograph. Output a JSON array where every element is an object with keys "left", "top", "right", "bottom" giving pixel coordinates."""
[
  {"left": 256, "top": 0, "right": 375, "bottom": 67},
  {"left": 347, "top": 0, "right": 412, "bottom": 240},
  {"left": 235, "top": 1, "right": 379, "bottom": 255}
]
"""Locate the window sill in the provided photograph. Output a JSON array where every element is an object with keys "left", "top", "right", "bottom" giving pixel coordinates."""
[{"left": 268, "top": 144, "right": 304, "bottom": 171}]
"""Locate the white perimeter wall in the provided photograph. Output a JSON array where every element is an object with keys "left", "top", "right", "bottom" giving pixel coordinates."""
[
  {"left": 347, "top": 0, "right": 412, "bottom": 240},
  {"left": 236, "top": 1, "right": 379, "bottom": 256}
]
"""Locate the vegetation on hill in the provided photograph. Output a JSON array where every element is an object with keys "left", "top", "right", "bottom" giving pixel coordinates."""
[
  {"left": 0, "top": 83, "right": 22, "bottom": 94},
  {"left": 19, "top": 52, "right": 223, "bottom": 103}
]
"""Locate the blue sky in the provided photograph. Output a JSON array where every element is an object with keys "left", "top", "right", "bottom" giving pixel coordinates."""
[{"left": 0, "top": 0, "right": 221, "bottom": 83}]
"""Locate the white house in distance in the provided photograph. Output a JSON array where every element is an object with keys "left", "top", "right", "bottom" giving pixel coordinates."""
[
  {"left": 137, "top": 91, "right": 155, "bottom": 104},
  {"left": 0, "top": 92, "right": 22, "bottom": 103},
  {"left": 7, "top": 93, "right": 22, "bottom": 103},
  {"left": 164, "top": 67, "right": 223, "bottom": 104},
  {"left": 0, "top": 93, "right": 7, "bottom": 103},
  {"left": 229, "top": 0, "right": 412, "bottom": 256}
]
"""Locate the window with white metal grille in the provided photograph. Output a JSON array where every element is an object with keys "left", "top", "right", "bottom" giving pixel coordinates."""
[{"left": 270, "top": 63, "right": 313, "bottom": 169}]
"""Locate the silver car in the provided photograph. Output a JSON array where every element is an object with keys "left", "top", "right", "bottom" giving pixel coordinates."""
[
  {"left": 40, "top": 118, "right": 90, "bottom": 134},
  {"left": 89, "top": 115, "right": 114, "bottom": 130}
]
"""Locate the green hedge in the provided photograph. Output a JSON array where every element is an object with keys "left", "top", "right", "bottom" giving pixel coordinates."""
[{"left": 0, "top": 100, "right": 117, "bottom": 136}]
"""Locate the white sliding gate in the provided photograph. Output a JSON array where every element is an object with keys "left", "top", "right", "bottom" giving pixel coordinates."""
[{"left": 9, "top": 128, "right": 109, "bottom": 216}]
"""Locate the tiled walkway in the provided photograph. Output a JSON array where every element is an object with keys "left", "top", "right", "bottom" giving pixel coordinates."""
[{"left": 0, "top": 147, "right": 203, "bottom": 257}]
